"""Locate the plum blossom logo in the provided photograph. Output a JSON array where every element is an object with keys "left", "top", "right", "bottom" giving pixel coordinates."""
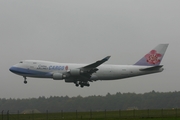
[{"left": 145, "top": 50, "right": 162, "bottom": 64}]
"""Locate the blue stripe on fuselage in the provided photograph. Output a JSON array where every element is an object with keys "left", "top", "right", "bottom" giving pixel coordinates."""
[{"left": 9, "top": 67, "right": 52, "bottom": 77}]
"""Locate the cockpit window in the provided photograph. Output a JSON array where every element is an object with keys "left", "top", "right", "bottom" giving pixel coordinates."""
[{"left": 19, "top": 61, "right": 23, "bottom": 63}]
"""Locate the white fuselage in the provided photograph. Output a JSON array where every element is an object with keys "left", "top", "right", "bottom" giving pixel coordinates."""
[
  {"left": 9, "top": 44, "right": 168, "bottom": 87},
  {"left": 10, "top": 60, "right": 164, "bottom": 81}
]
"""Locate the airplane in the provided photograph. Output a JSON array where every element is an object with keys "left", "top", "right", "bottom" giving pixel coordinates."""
[{"left": 9, "top": 44, "right": 168, "bottom": 87}]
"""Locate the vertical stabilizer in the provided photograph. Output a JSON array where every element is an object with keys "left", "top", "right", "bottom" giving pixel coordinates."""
[{"left": 134, "top": 44, "right": 169, "bottom": 66}]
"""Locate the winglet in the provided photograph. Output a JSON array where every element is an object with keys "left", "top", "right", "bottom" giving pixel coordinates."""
[
  {"left": 134, "top": 44, "right": 169, "bottom": 66},
  {"left": 102, "top": 56, "right": 111, "bottom": 62}
]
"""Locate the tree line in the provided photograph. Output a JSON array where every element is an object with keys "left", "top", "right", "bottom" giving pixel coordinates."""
[{"left": 0, "top": 90, "right": 180, "bottom": 113}]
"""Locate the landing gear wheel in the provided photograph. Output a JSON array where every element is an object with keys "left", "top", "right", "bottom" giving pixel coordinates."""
[
  {"left": 80, "top": 84, "right": 84, "bottom": 88},
  {"left": 23, "top": 76, "right": 27, "bottom": 84},
  {"left": 24, "top": 80, "right": 27, "bottom": 84},
  {"left": 74, "top": 81, "right": 79, "bottom": 87}
]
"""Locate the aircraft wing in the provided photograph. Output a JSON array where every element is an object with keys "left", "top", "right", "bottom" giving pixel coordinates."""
[
  {"left": 65, "top": 56, "right": 111, "bottom": 87},
  {"left": 76, "top": 56, "right": 111, "bottom": 80},
  {"left": 82, "top": 56, "right": 111, "bottom": 69},
  {"left": 78, "top": 56, "right": 111, "bottom": 75}
]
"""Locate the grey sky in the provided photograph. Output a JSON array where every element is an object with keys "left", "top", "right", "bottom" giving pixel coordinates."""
[{"left": 0, "top": 0, "right": 180, "bottom": 98}]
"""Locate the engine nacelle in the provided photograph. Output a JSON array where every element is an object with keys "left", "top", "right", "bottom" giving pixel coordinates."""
[
  {"left": 90, "top": 74, "right": 99, "bottom": 81},
  {"left": 53, "top": 73, "right": 64, "bottom": 80},
  {"left": 69, "top": 69, "right": 83, "bottom": 76}
]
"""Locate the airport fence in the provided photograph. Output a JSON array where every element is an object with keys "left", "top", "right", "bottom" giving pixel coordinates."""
[{"left": 0, "top": 109, "right": 180, "bottom": 120}]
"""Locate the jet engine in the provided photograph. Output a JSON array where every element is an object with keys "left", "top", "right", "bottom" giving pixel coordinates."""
[
  {"left": 69, "top": 69, "right": 84, "bottom": 76},
  {"left": 53, "top": 73, "right": 66, "bottom": 80}
]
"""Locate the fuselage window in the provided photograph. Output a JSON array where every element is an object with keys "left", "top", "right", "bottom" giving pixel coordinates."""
[
  {"left": 19, "top": 61, "right": 23, "bottom": 63},
  {"left": 33, "top": 62, "right": 37, "bottom": 64}
]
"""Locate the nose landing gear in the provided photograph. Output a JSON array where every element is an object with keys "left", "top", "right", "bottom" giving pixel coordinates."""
[{"left": 23, "top": 76, "right": 27, "bottom": 84}]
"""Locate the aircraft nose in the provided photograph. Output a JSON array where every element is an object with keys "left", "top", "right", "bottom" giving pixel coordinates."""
[{"left": 9, "top": 66, "right": 16, "bottom": 73}]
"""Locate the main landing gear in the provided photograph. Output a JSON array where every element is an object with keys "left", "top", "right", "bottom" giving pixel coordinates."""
[
  {"left": 74, "top": 81, "right": 90, "bottom": 88},
  {"left": 23, "top": 76, "right": 27, "bottom": 84},
  {"left": 74, "top": 81, "right": 79, "bottom": 87}
]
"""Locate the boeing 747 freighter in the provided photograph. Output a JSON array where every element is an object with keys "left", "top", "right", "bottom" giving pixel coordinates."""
[{"left": 9, "top": 44, "right": 168, "bottom": 87}]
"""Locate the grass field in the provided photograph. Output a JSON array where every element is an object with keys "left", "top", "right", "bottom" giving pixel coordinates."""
[{"left": 1, "top": 109, "right": 180, "bottom": 120}]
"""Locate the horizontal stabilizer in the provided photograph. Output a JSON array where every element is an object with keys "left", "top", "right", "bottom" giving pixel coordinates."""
[{"left": 139, "top": 65, "right": 163, "bottom": 71}]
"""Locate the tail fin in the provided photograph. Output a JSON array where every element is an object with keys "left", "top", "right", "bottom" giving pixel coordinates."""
[{"left": 134, "top": 44, "right": 169, "bottom": 66}]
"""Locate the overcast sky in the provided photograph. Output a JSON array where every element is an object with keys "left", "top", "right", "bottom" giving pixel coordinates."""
[{"left": 0, "top": 0, "right": 180, "bottom": 98}]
